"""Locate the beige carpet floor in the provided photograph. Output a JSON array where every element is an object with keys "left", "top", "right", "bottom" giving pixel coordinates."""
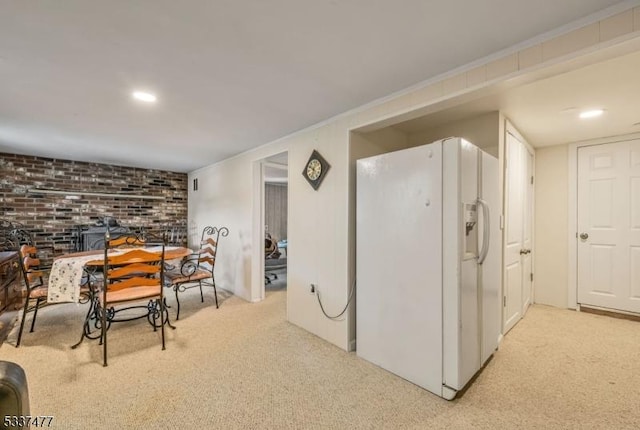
[{"left": 1, "top": 285, "right": 639, "bottom": 430}]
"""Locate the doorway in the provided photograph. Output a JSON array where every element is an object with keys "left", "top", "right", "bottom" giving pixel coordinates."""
[
  {"left": 576, "top": 138, "right": 640, "bottom": 314},
  {"left": 261, "top": 152, "right": 288, "bottom": 299},
  {"left": 503, "top": 125, "right": 535, "bottom": 334}
]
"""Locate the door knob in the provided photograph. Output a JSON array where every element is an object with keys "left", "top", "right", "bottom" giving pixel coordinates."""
[
  {"left": 519, "top": 249, "right": 530, "bottom": 255},
  {"left": 579, "top": 233, "right": 589, "bottom": 241}
]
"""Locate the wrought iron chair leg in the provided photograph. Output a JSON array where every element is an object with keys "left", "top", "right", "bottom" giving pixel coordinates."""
[
  {"left": 15, "top": 297, "right": 31, "bottom": 348},
  {"left": 102, "top": 306, "right": 108, "bottom": 367},
  {"left": 29, "top": 297, "right": 42, "bottom": 332},
  {"left": 199, "top": 280, "right": 204, "bottom": 303},
  {"left": 160, "top": 298, "right": 166, "bottom": 350},
  {"left": 174, "top": 285, "right": 181, "bottom": 320},
  {"left": 212, "top": 275, "right": 219, "bottom": 309},
  {"left": 71, "top": 333, "right": 85, "bottom": 349},
  {"left": 71, "top": 298, "right": 96, "bottom": 349},
  {"left": 98, "top": 304, "right": 104, "bottom": 345},
  {"left": 151, "top": 300, "right": 158, "bottom": 332},
  {"left": 163, "top": 298, "right": 176, "bottom": 329}
]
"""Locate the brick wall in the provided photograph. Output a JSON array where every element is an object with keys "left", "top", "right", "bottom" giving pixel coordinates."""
[{"left": 0, "top": 152, "right": 187, "bottom": 254}]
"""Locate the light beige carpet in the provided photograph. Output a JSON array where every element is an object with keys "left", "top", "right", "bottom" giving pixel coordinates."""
[{"left": 2, "top": 287, "right": 639, "bottom": 430}]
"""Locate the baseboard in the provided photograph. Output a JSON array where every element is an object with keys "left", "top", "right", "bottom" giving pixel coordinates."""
[{"left": 579, "top": 305, "right": 640, "bottom": 322}]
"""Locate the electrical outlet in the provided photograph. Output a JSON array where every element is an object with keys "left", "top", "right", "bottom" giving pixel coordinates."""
[{"left": 310, "top": 284, "right": 316, "bottom": 294}]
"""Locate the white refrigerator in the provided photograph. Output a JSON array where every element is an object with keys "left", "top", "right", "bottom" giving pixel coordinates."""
[{"left": 356, "top": 137, "right": 501, "bottom": 400}]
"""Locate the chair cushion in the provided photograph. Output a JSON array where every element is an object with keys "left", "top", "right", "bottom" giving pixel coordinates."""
[
  {"left": 28, "top": 287, "right": 48, "bottom": 299},
  {"left": 100, "top": 285, "right": 161, "bottom": 305},
  {"left": 165, "top": 269, "right": 211, "bottom": 285}
]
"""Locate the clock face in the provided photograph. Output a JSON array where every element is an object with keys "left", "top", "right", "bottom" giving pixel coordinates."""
[
  {"left": 306, "top": 159, "right": 322, "bottom": 180},
  {"left": 302, "top": 149, "right": 330, "bottom": 190}
]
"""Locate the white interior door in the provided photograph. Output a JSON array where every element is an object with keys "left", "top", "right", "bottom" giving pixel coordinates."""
[
  {"left": 577, "top": 139, "right": 640, "bottom": 313},
  {"left": 503, "top": 131, "right": 534, "bottom": 334}
]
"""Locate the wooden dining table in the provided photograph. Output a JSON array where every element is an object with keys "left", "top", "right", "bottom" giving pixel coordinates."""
[
  {"left": 54, "top": 246, "right": 193, "bottom": 350},
  {"left": 56, "top": 246, "right": 193, "bottom": 264},
  {"left": 48, "top": 246, "right": 193, "bottom": 303}
]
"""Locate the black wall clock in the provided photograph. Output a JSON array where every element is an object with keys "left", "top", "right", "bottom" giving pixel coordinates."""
[{"left": 302, "top": 150, "right": 330, "bottom": 190}]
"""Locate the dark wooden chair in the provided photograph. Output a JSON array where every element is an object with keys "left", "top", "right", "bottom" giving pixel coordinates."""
[
  {"left": 164, "top": 226, "right": 228, "bottom": 320},
  {"left": 98, "top": 231, "right": 169, "bottom": 366}
]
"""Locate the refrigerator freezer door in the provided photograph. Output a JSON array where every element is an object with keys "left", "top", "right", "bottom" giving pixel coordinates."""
[
  {"left": 442, "top": 138, "right": 480, "bottom": 392},
  {"left": 356, "top": 142, "right": 443, "bottom": 395},
  {"left": 480, "top": 150, "right": 501, "bottom": 365}
]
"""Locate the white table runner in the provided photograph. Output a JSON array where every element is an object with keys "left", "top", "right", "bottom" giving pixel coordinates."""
[{"left": 47, "top": 254, "right": 103, "bottom": 303}]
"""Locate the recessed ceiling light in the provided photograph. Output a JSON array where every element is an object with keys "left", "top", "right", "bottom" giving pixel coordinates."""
[
  {"left": 132, "top": 91, "right": 157, "bottom": 103},
  {"left": 579, "top": 109, "right": 604, "bottom": 119}
]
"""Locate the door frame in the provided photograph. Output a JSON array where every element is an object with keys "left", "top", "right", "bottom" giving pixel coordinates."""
[
  {"left": 567, "top": 132, "right": 640, "bottom": 310},
  {"left": 502, "top": 120, "right": 536, "bottom": 333},
  {"left": 524, "top": 142, "right": 535, "bottom": 311},
  {"left": 252, "top": 154, "right": 289, "bottom": 303}
]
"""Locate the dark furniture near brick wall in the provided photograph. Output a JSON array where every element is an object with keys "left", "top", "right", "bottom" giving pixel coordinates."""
[
  {"left": 74, "top": 224, "right": 131, "bottom": 252},
  {"left": 0, "top": 251, "right": 21, "bottom": 313},
  {"left": 72, "top": 218, "right": 187, "bottom": 252}
]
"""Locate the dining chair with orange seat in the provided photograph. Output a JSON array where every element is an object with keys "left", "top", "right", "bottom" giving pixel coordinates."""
[
  {"left": 15, "top": 244, "right": 51, "bottom": 347},
  {"left": 16, "top": 241, "right": 94, "bottom": 347},
  {"left": 164, "top": 225, "right": 228, "bottom": 320},
  {"left": 107, "top": 232, "right": 146, "bottom": 248},
  {"left": 97, "top": 230, "right": 170, "bottom": 366}
]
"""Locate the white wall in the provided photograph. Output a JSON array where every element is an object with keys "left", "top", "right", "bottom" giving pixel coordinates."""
[
  {"left": 190, "top": 119, "right": 354, "bottom": 348},
  {"left": 188, "top": 8, "right": 640, "bottom": 350},
  {"left": 189, "top": 152, "right": 272, "bottom": 301},
  {"left": 534, "top": 144, "right": 569, "bottom": 308},
  {"left": 354, "top": 127, "right": 410, "bottom": 155},
  {"left": 407, "top": 112, "right": 500, "bottom": 157}
]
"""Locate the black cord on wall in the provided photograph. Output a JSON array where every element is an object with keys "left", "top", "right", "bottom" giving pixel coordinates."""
[{"left": 315, "top": 278, "right": 356, "bottom": 320}]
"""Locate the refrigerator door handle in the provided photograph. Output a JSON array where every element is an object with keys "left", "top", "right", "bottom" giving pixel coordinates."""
[{"left": 477, "top": 198, "right": 490, "bottom": 264}]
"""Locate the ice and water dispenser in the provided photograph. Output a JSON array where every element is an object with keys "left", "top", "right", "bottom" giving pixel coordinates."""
[{"left": 464, "top": 202, "right": 478, "bottom": 260}]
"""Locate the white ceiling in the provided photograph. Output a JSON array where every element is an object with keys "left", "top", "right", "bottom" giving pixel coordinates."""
[
  {"left": 393, "top": 48, "right": 640, "bottom": 145},
  {"left": 0, "top": 0, "right": 630, "bottom": 172}
]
